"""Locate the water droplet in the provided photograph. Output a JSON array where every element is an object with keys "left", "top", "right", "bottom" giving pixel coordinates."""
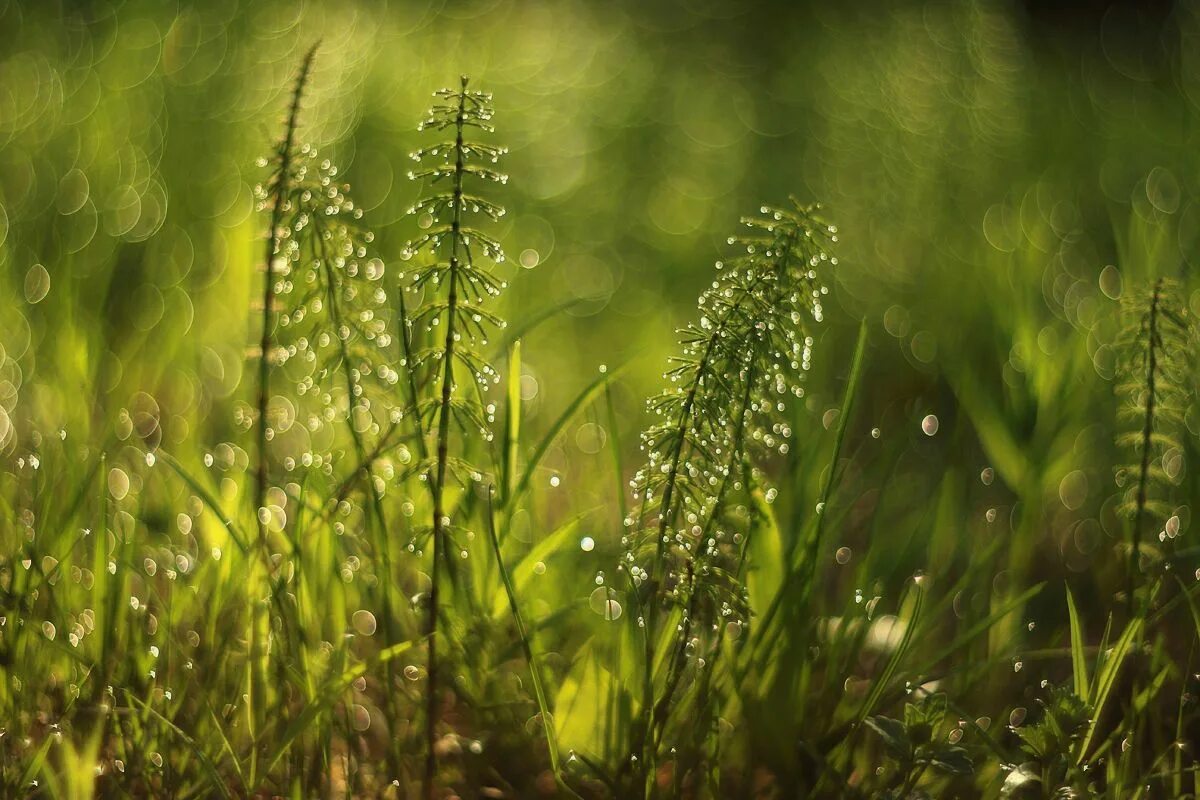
[
  {"left": 921, "top": 414, "right": 939, "bottom": 436},
  {"left": 351, "top": 704, "right": 371, "bottom": 732},
  {"left": 980, "top": 467, "right": 994, "bottom": 486},
  {"left": 352, "top": 610, "right": 377, "bottom": 636},
  {"left": 580, "top": 536, "right": 595, "bottom": 552},
  {"left": 108, "top": 468, "right": 130, "bottom": 500},
  {"left": 588, "top": 587, "right": 622, "bottom": 620},
  {"left": 870, "top": 427, "right": 881, "bottom": 439},
  {"left": 835, "top": 546, "right": 852, "bottom": 565},
  {"left": 25, "top": 264, "right": 50, "bottom": 304}
]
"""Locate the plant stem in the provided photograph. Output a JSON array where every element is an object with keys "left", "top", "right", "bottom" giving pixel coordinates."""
[
  {"left": 424, "top": 74, "right": 470, "bottom": 800},
  {"left": 258, "top": 43, "right": 317, "bottom": 554},
  {"left": 251, "top": 41, "right": 316, "bottom": 788},
  {"left": 1131, "top": 277, "right": 1162, "bottom": 617}
]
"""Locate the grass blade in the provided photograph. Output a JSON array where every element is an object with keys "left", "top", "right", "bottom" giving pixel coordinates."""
[{"left": 1066, "top": 583, "right": 1090, "bottom": 703}]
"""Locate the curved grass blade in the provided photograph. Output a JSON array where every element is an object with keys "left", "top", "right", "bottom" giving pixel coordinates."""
[
  {"left": 158, "top": 449, "right": 250, "bottom": 553},
  {"left": 1066, "top": 583, "right": 1090, "bottom": 703},
  {"left": 262, "top": 637, "right": 420, "bottom": 777},
  {"left": 506, "top": 362, "right": 629, "bottom": 512},
  {"left": 125, "top": 691, "right": 236, "bottom": 799}
]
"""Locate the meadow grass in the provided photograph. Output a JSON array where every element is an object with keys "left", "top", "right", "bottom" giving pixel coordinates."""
[{"left": 2, "top": 2, "right": 1200, "bottom": 798}]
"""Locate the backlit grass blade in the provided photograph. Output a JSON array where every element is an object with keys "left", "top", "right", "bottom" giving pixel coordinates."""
[
  {"left": 502, "top": 339, "right": 522, "bottom": 504},
  {"left": 507, "top": 362, "right": 628, "bottom": 512},
  {"left": 1076, "top": 613, "right": 1143, "bottom": 765},
  {"left": 1066, "top": 583, "right": 1090, "bottom": 703},
  {"left": 262, "top": 638, "right": 420, "bottom": 778},
  {"left": 126, "top": 692, "right": 236, "bottom": 800},
  {"left": 484, "top": 491, "right": 584, "bottom": 798},
  {"left": 158, "top": 449, "right": 250, "bottom": 553}
]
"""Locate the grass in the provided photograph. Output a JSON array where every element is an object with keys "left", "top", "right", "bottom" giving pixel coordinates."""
[{"left": 3, "top": 1, "right": 1200, "bottom": 798}]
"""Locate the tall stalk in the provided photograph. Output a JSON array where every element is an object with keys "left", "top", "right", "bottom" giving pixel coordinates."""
[
  {"left": 423, "top": 83, "right": 465, "bottom": 800},
  {"left": 249, "top": 43, "right": 317, "bottom": 785},
  {"left": 1115, "top": 276, "right": 1190, "bottom": 613},
  {"left": 403, "top": 76, "right": 510, "bottom": 799},
  {"left": 1129, "top": 278, "right": 1161, "bottom": 616},
  {"left": 620, "top": 200, "right": 838, "bottom": 795},
  {"left": 257, "top": 43, "right": 317, "bottom": 553}
]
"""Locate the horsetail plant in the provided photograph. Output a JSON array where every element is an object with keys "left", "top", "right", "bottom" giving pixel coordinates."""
[
  {"left": 619, "top": 199, "right": 838, "bottom": 795},
  {"left": 1114, "top": 277, "right": 1193, "bottom": 611},
  {"left": 253, "top": 57, "right": 409, "bottom": 779},
  {"left": 401, "top": 75, "right": 510, "bottom": 799},
  {"left": 247, "top": 43, "right": 318, "bottom": 781}
]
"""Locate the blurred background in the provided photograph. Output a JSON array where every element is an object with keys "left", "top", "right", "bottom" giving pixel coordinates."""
[{"left": 2, "top": 0, "right": 1200, "bottom": 612}]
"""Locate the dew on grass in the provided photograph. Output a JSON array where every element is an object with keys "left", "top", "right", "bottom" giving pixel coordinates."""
[
  {"left": 404, "top": 665, "right": 421, "bottom": 681},
  {"left": 42, "top": 621, "right": 56, "bottom": 640},
  {"left": 580, "top": 536, "right": 595, "bottom": 552},
  {"left": 835, "top": 546, "right": 852, "bottom": 565},
  {"left": 870, "top": 427, "right": 881, "bottom": 439},
  {"left": 533, "top": 561, "right": 546, "bottom": 575},
  {"left": 1008, "top": 707, "right": 1027, "bottom": 728},
  {"left": 980, "top": 467, "right": 994, "bottom": 485},
  {"left": 589, "top": 587, "right": 623, "bottom": 620}
]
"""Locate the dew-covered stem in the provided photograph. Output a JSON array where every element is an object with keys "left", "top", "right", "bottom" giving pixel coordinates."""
[
  {"left": 257, "top": 43, "right": 317, "bottom": 554},
  {"left": 423, "top": 78, "right": 468, "bottom": 800},
  {"left": 620, "top": 201, "right": 837, "bottom": 795},
  {"left": 404, "top": 73, "right": 510, "bottom": 799},
  {"left": 1130, "top": 277, "right": 1161, "bottom": 616}
]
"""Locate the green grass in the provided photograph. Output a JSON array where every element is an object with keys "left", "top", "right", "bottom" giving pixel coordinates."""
[{"left": 2, "top": 1, "right": 1200, "bottom": 798}]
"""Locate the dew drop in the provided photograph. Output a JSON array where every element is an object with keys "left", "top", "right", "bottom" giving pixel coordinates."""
[
  {"left": 352, "top": 610, "right": 377, "bottom": 636},
  {"left": 921, "top": 414, "right": 939, "bottom": 436},
  {"left": 588, "top": 587, "right": 623, "bottom": 620},
  {"left": 24, "top": 264, "right": 50, "bottom": 304},
  {"left": 108, "top": 468, "right": 130, "bottom": 500}
]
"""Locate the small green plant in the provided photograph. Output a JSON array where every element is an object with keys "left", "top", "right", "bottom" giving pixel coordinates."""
[
  {"left": 619, "top": 199, "right": 838, "bottom": 795},
  {"left": 999, "top": 685, "right": 1091, "bottom": 798},
  {"left": 401, "top": 75, "right": 510, "bottom": 799},
  {"left": 863, "top": 692, "right": 973, "bottom": 797}
]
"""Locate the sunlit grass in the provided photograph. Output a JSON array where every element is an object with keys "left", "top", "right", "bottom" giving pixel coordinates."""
[{"left": 2, "top": 1, "right": 1200, "bottom": 798}]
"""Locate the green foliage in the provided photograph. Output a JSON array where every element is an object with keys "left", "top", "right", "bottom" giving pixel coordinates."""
[
  {"left": 617, "top": 200, "right": 837, "bottom": 792},
  {"left": 1114, "top": 278, "right": 1195, "bottom": 582},
  {"left": 3, "top": 5, "right": 1200, "bottom": 799},
  {"left": 865, "top": 693, "right": 973, "bottom": 796}
]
